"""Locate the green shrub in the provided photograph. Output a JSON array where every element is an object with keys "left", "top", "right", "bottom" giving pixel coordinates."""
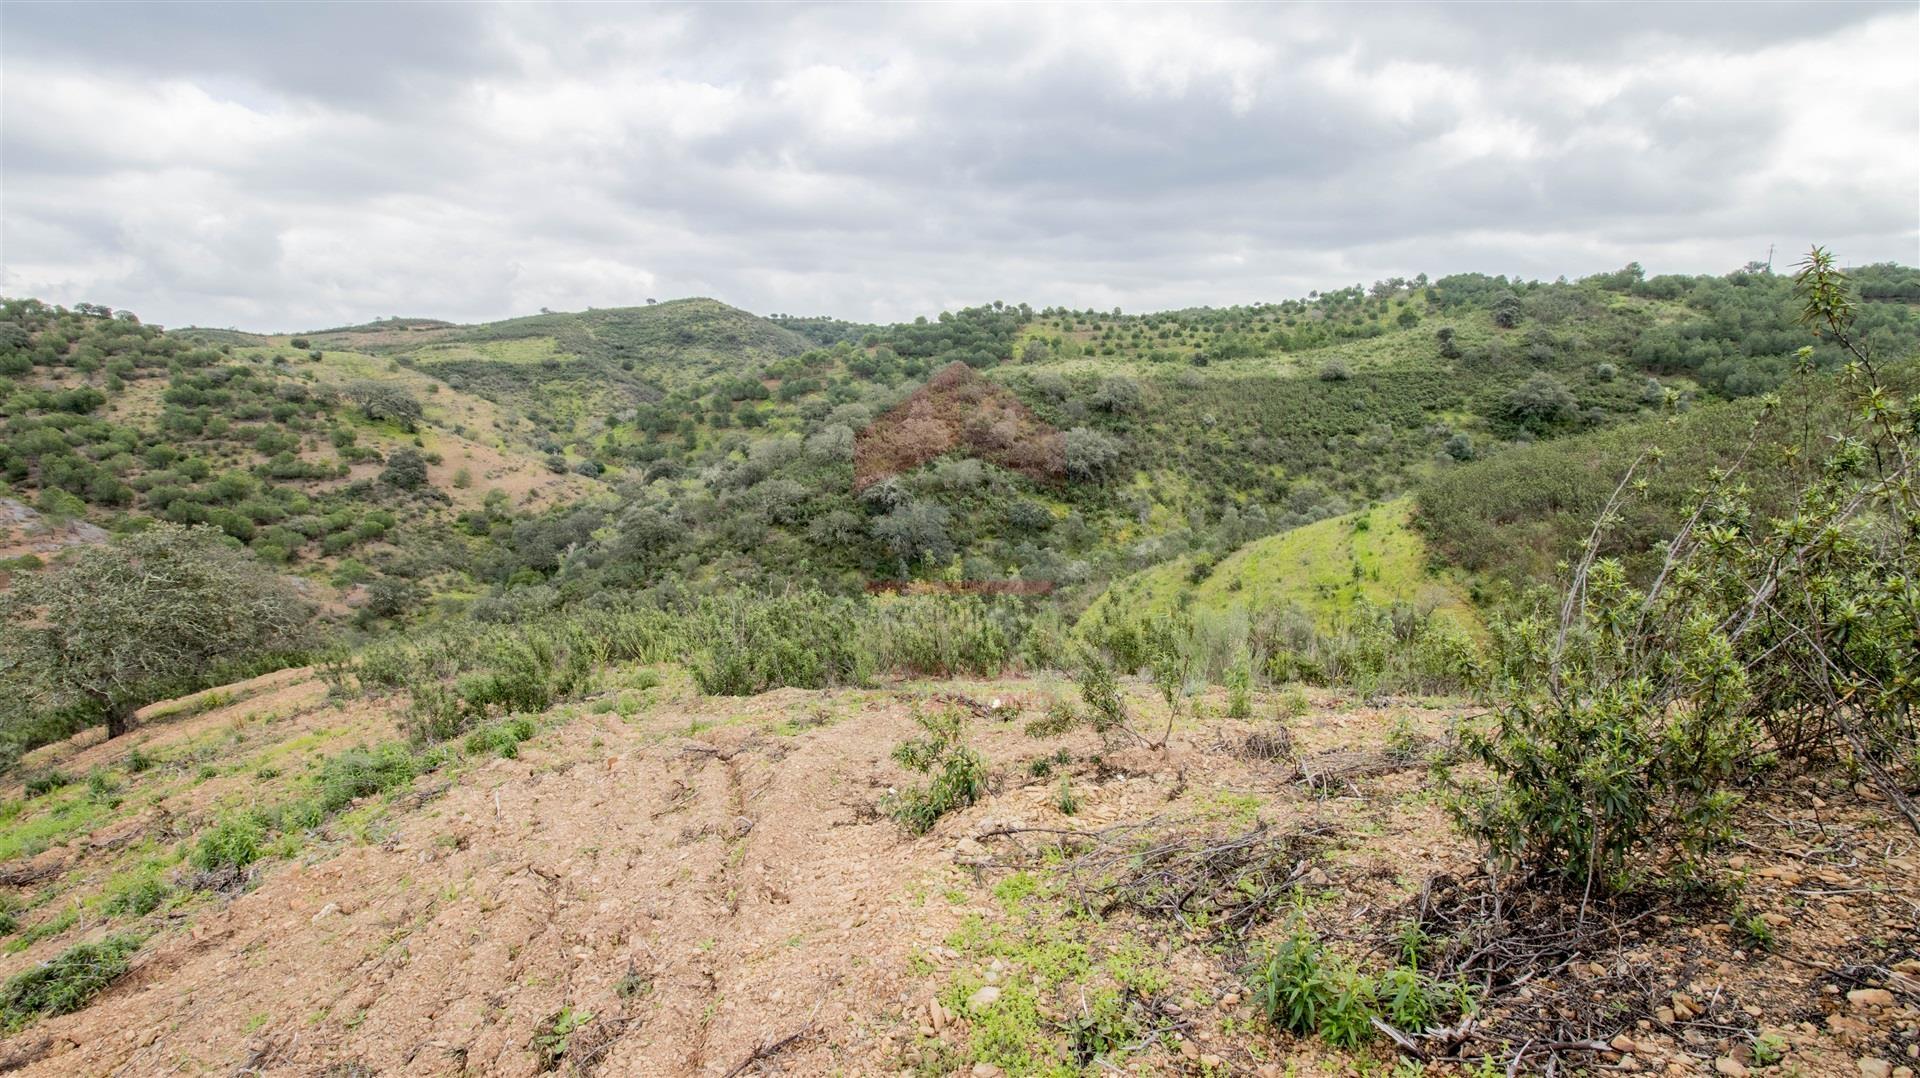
[
  {"left": 315, "top": 742, "right": 419, "bottom": 813},
  {"left": 689, "top": 592, "right": 868, "bottom": 695},
  {"left": 886, "top": 707, "right": 987, "bottom": 834},
  {"left": 862, "top": 595, "right": 1020, "bottom": 678},
  {"left": 465, "top": 717, "right": 536, "bottom": 758},
  {"left": 22, "top": 771, "right": 71, "bottom": 798},
  {"left": 0, "top": 933, "right": 142, "bottom": 1032},
  {"left": 99, "top": 871, "right": 169, "bottom": 919},
  {"left": 1451, "top": 253, "right": 1919, "bottom": 893},
  {"left": 191, "top": 811, "right": 264, "bottom": 871}
]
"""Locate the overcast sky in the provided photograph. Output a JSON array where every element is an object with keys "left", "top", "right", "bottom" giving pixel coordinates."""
[{"left": 2, "top": 2, "right": 1915, "bottom": 331}]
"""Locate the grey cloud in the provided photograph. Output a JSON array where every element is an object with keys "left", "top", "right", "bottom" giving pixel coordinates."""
[{"left": 1, "top": 1, "right": 1914, "bottom": 330}]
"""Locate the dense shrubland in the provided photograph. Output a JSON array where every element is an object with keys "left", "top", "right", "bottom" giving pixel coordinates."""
[{"left": 1446, "top": 251, "right": 1919, "bottom": 896}]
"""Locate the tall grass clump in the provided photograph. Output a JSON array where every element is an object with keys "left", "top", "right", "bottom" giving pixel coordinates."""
[
  {"left": 861, "top": 595, "right": 1025, "bottom": 678},
  {"left": 688, "top": 592, "right": 869, "bottom": 695},
  {"left": 0, "top": 933, "right": 143, "bottom": 1032}
]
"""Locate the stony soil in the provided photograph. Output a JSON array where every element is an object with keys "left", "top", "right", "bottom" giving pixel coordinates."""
[{"left": 0, "top": 670, "right": 1914, "bottom": 1076}]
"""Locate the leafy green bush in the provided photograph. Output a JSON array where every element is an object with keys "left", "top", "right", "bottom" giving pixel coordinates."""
[
  {"left": 99, "top": 871, "right": 169, "bottom": 919},
  {"left": 191, "top": 811, "right": 264, "bottom": 871},
  {"left": 886, "top": 707, "right": 987, "bottom": 834},
  {"left": 315, "top": 743, "right": 419, "bottom": 813},
  {"left": 0, "top": 933, "right": 142, "bottom": 1032},
  {"left": 1449, "top": 251, "right": 1919, "bottom": 894},
  {"left": 465, "top": 717, "right": 536, "bottom": 758}
]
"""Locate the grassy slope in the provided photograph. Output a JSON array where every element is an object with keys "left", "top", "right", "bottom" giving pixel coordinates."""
[{"left": 1078, "top": 498, "right": 1474, "bottom": 630}]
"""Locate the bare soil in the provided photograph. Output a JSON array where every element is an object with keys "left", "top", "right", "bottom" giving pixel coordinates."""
[{"left": 0, "top": 673, "right": 1914, "bottom": 1077}]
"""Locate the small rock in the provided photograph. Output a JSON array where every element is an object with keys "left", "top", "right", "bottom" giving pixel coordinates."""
[
  {"left": 1612, "top": 1034, "right": 1640, "bottom": 1054},
  {"left": 1655, "top": 1006, "right": 1676, "bottom": 1024},
  {"left": 1849, "top": 988, "right": 1895, "bottom": 1009},
  {"left": 967, "top": 986, "right": 1002, "bottom": 1010},
  {"left": 1715, "top": 1057, "right": 1748, "bottom": 1077},
  {"left": 971, "top": 1065, "right": 1004, "bottom": 1078},
  {"left": 1859, "top": 1060, "right": 1892, "bottom": 1078},
  {"left": 311, "top": 902, "right": 339, "bottom": 923}
]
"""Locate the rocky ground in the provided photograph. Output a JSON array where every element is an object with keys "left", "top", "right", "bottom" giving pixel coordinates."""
[{"left": 0, "top": 666, "right": 1914, "bottom": 1076}]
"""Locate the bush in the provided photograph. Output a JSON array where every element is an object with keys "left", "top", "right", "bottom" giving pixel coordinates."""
[
  {"left": 99, "top": 871, "right": 169, "bottom": 918},
  {"left": 315, "top": 743, "right": 419, "bottom": 812},
  {"left": 886, "top": 707, "right": 986, "bottom": 834},
  {"left": 863, "top": 596, "right": 1020, "bottom": 678},
  {"left": 465, "top": 717, "right": 536, "bottom": 758},
  {"left": 379, "top": 447, "right": 429, "bottom": 490},
  {"left": 689, "top": 593, "right": 868, "bottom": 695},
  {"left": 0, "top": 933, "right": 142, "bottom": 1032},
  {"left": 1449, "top": 250, "right": 1920, "bottom": 894},
  {"left": 191, "top": 812, "right": 265, "bottom": 871}
]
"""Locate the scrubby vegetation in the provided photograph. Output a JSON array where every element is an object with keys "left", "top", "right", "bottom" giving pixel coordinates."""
[{"left": 0, "top": 252, "right": 1915, "bottom": 1071}]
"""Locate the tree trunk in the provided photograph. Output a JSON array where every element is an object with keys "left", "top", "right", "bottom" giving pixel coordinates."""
[{"left": 106, "top": 704, "right": 134, "bottom": 740}]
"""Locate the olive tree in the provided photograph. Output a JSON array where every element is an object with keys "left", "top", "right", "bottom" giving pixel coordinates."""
[{"left": 1, "top": 524, "right": 313, "bottom": 739}]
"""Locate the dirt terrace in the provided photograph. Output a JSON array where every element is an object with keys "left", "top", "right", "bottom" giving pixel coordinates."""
[{"left": 0, "top": 671, "right": 1914, "bottom": 1077}]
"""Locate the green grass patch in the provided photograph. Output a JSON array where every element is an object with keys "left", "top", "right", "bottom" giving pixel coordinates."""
[{"left": 0, "top": 933, "right": 142, "bottom": 1032}]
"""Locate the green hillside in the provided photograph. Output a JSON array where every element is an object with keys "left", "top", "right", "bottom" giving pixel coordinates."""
[{"left": 1078, "top": 498, "right": 1473, "bottom": 630}]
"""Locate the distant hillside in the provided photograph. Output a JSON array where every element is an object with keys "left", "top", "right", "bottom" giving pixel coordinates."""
[{"left": 285, "top": 299, "right": 813, "bottom": 437}]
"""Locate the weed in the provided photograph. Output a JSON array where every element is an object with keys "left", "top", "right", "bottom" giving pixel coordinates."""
[
  {"left": 1054, "top": 777, "right": 1078, "bottom": 816},
  {"left": 315, "top": 743, "right": 420, "bottom": 813},
  {"left": 100, "top": 870, "right": 169, "bottom": 919},
  {"left": 465, "top": 717, "right": 537, "bottom": 758},
  {"left": 1276, "top": 687, "right": 1311, "bottom": 721},
  {"left": 1022, "top": 698, "right": 1080, "bottom": 739},
  {"left": 1731, "top": 905, "right": 1778, "bottom": 952},
  {"left": 192, "top": 812, "right": 264, "bottom": 871},
  {"left": 532, "top": 1005, "right": 595, "bottom": 1069},
  {"left": 0, "top": 933, "right": 142, "bottom": 1032},
  {"left": 1250, "top": 921, "right": 1467, "bottom": 1049},
  {"left": 1225, "top": 654, "right": 1253, "bottom": 720},
  {"left": 85, "top": 768, "right": 122, "bottom": 808},
  {"left": 22, "top": 771, "right": 70, "bottom": 798}
]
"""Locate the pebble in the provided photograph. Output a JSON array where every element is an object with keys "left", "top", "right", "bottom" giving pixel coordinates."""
[
  {"left": 967, "top": 985, "right": 1001, "bottom": 1010},
  {"left": 1849, "top": 988, "right": 1896, "bottom": 1009},
  {"left": 1860, "top": 1060, "right": 1892, "bottom": 1078},
  {"left": 1715, "top": 1058, "right": 1748, "bottom": 1077}
]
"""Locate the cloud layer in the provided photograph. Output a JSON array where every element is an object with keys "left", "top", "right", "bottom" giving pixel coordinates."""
[{"left": 2, "top": 1, "right": 1915, "bottom": 330}]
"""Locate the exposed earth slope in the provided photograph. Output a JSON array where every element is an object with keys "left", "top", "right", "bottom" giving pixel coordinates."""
[{"left": 1, "top": 670, "right": 1914, "bottom": 1076}]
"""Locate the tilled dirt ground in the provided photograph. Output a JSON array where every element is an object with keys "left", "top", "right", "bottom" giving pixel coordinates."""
[{"left": 0, "top": 672, "right": 1915, "bottom": 1077}]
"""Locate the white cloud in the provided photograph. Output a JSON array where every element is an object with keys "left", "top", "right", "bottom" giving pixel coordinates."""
[{"left": 0, "top": 2, "right": 1914, "bottom": 330}]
